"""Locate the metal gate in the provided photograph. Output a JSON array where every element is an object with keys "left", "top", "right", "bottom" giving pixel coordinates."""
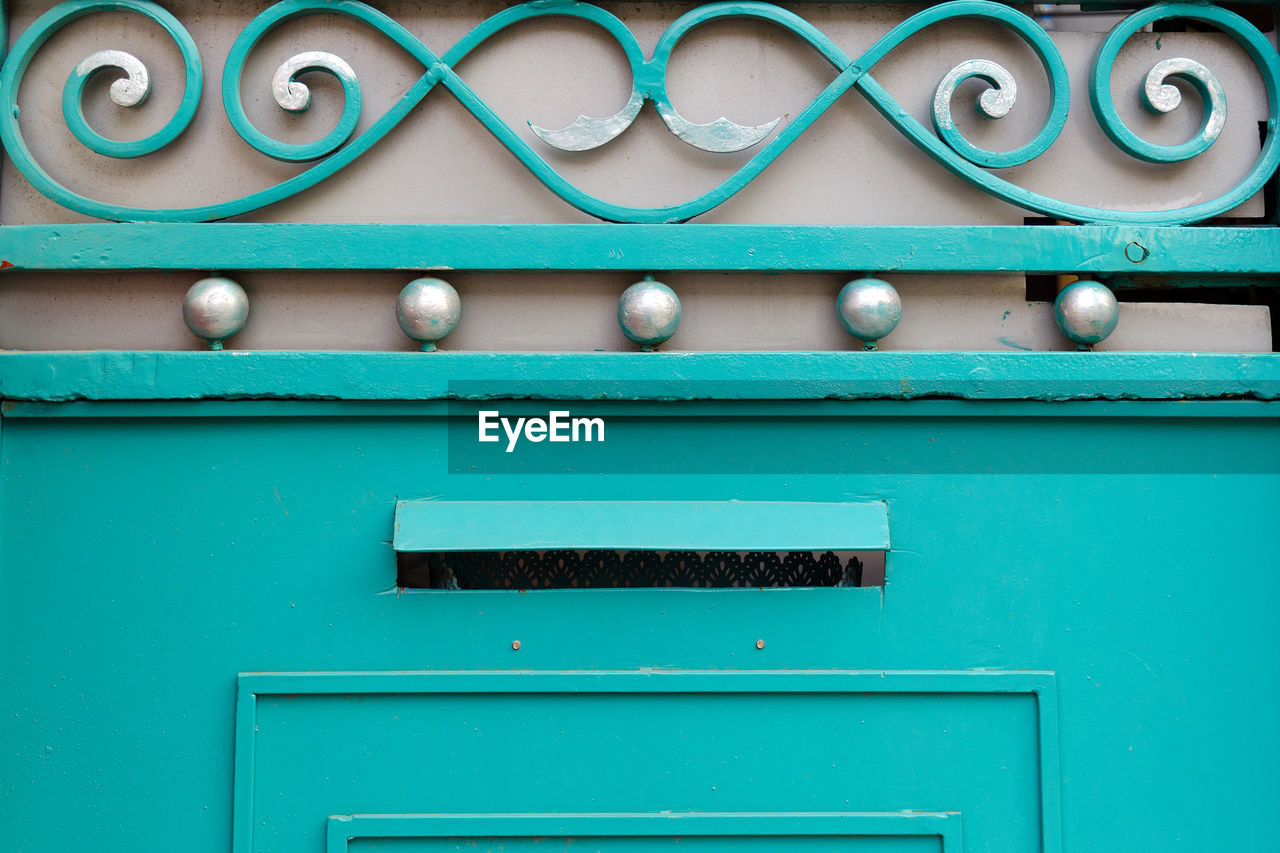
[{"left": 2, "top": 1, "right": 1279, "bottom": 851}]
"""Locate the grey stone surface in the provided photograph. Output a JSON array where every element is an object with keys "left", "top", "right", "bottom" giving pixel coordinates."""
[{"left": 0, "top": 271, "right": 1268, "bottom": 352}]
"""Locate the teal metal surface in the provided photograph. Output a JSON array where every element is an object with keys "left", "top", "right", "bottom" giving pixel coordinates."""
[
  {"left": 4, "top": 397, "right": 1277, "bottom": 420},
  {"left": 2, "top": 400, "right": 1277, "bottom": 852},
  {"left": 393, "top": 499, "right": 890, "bottom": 551},
  {"left": 2, "top": 224, "right": 1277, "bottom": 273},
  {"left": 235, "top": 671, "right": 1051, "bottom": 853},
  {"left": 2, "top": 351, "right": 1278, "bottom": 401},
  {"left": 1, "top": 0, "right": 1275, "bottom": 223}
]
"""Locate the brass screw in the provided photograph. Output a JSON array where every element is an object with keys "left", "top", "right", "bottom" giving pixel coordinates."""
[
  {"left": 512, "top": 640, "right": 521, "bottom": 651},
  {"left": 755, "top": 639, "right": 765, "bottom": 650}
]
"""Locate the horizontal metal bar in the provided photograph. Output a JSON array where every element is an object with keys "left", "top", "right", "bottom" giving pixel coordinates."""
[
  {"left": 6, "top": 398, "right": 1274, "bottom": 419},
  {"left": 327, "top": 812, "right": 962, "bottom": 853},
  {"left": 327, "top": 812, "right": 960, "bottom": 837},
  {"left": 239, "top": 668, "right": 1056, "bottom": 696},
  {"left": 1, "top": 224, "right": 1277, "bottom": 274},
  {"left": 394, "top": 499, "right": 890, "bottom": 551},
  {"left": 1, "top": 352, "right": 1277, "bottom": 402}
]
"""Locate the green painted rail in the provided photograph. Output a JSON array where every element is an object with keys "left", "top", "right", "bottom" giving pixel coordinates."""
[
  {"left": 2, "top": 224, "right": 1278, "bottom": 274},
  {"left": 2, "top": 351, "right": 1278, "bottom": 402}
]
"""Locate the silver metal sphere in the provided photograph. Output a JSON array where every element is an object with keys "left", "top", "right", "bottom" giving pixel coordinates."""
[
  {"left": 1054, "top": 279, "right": 1119, "bottom": 346},
  {"left": 397, "top": 278, "right": 461, "bottom": 351},
  {"left": 618, "top": 278, "right": 681, "bottom": 351},
  {"left": 183, "top": 276, "right": 249, "bottom": 348},
  {"left": 837, "top": 277, "right": 902, "bottom": 349}
]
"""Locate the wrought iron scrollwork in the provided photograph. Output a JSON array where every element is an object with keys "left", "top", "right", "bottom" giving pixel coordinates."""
[{"left": 0, "top": 0, "right": 1276, "bottom": 223}]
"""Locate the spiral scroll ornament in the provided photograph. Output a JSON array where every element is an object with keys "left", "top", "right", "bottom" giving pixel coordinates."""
[
  {"left": 75, "top": 50, "right": 150, "bottom": 108},
  {"left": 0, "top": 0, "right": 1275, "bottom": 224}
]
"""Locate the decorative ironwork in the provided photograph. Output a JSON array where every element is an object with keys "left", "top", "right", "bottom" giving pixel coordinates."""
[
  {"left": 399, "top": 550, "right": 864, "bottom": 590},
  {"left": 0, "top": 0, "right": 1275, "bottom": 224}
]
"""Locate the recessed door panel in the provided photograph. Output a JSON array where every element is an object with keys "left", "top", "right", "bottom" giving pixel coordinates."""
[
  {"left": 236, "top": 672, "right": 1058, "bottom": 853},
  {"left": 333, "top": 816, "right": 958, "bottom": 853}
]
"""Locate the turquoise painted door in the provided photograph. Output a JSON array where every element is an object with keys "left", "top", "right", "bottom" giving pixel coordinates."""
[{"left": 2, "top": 385, "right": 1279, "bottom": 851}]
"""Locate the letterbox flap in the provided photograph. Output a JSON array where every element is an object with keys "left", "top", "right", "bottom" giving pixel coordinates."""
[{"left": 393, "top": 499, "right": 889, "bottom": 552}]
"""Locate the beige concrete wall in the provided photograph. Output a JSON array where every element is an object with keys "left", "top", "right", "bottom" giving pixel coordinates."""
[{"left": 0, "top": 1, "right": 1271, "bottom": 351}]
